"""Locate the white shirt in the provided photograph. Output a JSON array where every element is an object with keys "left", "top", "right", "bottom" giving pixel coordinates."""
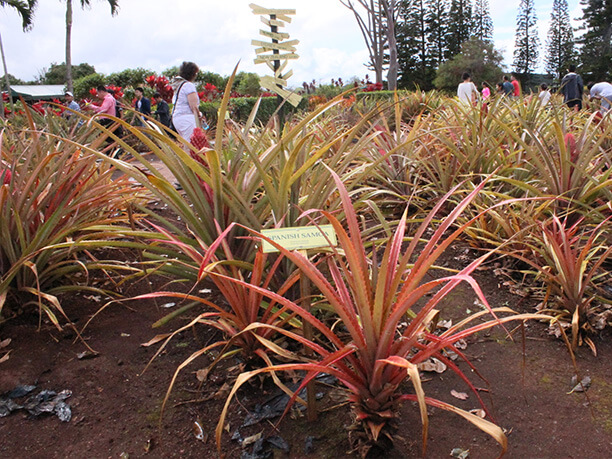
[
  {"left": 172, "top": 81, "right": 197, "bottom": 117},
  {"left": 457, "top": 81, "right": 478, "bottom": 104},
  {"left": 538, "top": 90, "right": 551, "bottom": 105},
  {"left": 590, "top": 82, "right": 612, "bottom": 112},
  {"left": 590, "top": 82, "right": 612, "bottom": 100}
]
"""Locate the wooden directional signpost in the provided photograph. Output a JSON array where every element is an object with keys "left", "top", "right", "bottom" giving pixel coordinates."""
[{"left": 250, "top": 4, "right": 302, "bottom": 111}]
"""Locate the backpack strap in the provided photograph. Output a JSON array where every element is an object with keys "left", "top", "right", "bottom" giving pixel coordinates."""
[{"left": 171, "top": 81, "right": 187, "bottom": 118}]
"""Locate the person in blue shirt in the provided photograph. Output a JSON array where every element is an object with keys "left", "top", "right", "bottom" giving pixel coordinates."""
[
  {"left": 134, "top": 87, "right": 151, "bottom": 126},
  {"left": 502, "top": 76, "right": 514, "bottom": 96},
  {"left": 64, "top": 91, "right": 80, "bottom": 115}
]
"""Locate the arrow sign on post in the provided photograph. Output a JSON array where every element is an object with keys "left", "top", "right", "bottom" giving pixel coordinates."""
[{"left": 250, "top": 3, "right": 302, "bottom": 112}]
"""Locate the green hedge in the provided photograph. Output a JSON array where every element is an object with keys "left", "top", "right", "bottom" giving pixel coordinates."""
[{"left": 199, "top": 96, "right": 307, "bottom": 125}]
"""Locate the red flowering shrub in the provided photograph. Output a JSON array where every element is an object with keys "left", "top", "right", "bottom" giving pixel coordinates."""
[
  {"left": 49, "top": 98, "right": 66, "bottom": 116},
  {"left": 198, "top": 83, "right": 219, "bottom": 102},
  {"left": 107, "top": 85, "right": 124, "bottom": 98},
  {"left": 361, "top": 82, "right": 383, "bottom": 92},
  {"left": 31, "top": 102, "right": 44, "bottom": 115},
  {"left": 145, "top": 74, "right": 174, "bottom": 102}
]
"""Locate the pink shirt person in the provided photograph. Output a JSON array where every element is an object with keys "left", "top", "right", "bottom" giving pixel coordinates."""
[{"left": 90, "top": 88, "right": 116, "bottom": 119}]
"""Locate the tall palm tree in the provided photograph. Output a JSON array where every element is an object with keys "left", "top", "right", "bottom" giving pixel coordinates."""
[
  {"left": 0, "top": 0, "right": 38, "bottom": 117},
  {"left": 65, "top": 0, "right": 119, "bottom": 92}
]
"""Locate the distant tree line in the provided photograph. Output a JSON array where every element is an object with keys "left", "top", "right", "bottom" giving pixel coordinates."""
[{"left": 354, "top": 0, "right": 611, "bottom": 91}]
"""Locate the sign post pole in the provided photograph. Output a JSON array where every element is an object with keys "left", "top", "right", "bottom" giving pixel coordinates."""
[
  {"left": 298, "top": 249, "right": 317, "bottom": 421},
  {"left": 261, "top": 225, "right": 338, "bottom": 423}
]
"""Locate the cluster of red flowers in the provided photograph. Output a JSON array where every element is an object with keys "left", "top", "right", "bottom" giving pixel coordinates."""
[
  {"left": 31, "top": 102, "right": 45, "bottom": 115},
  {"left": 107, "top": 85, "right": 124, "bottom": 98},
  {"left": 3, "top": 104, "right": 25, "bottom": 117},
  {"left": 89, "top": 85, "right": 124, "bottom": 99},
  {"left": 196, "top": 84, "right": 252, "bottom": 102},
  {"left": 229, "top": 90, "right": 248, "bottom": 98},
  {"left": 361, "top": 82, "right": 384, "bottom": 92},
  {"left": 48, "top": 99, "right": 66, "bottom": 116},
  {"left": 198, "top": 83, "right": 219, "bottom": 102},
  {"left": 145, "top": 75, "right": 173, "bottom": 102}
]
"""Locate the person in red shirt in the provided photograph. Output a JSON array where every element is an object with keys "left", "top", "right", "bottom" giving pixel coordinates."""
[{"left": 511, "top": 75, "right": 521, "bottom": 97}]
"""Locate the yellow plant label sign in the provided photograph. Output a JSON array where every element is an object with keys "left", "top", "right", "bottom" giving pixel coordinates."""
[{"left": 261, "top": 225, "right": 337, "bottom": 253}]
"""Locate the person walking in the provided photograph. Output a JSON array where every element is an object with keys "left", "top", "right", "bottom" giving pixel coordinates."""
[
  {"left": 86, "top": 85, "right": 116, "bottom": 128},
  {"left": 171, "top": 61, "right": 204, "bottom": 144},
  {"left": 588, "top": 81, "right": 612, "bottom": 114},
  {"left": 152, "top": 92, "right": 170, "bottom": 127},
  {"left": 457, "top": 72, "right": 479, "bottom": 105},
  {"left": 538, "top": 84, "right": 552, "bottom": 105},
  {"left": 134, "top": 87, "right": 151, "bottom": 126},
  {"left": 511, "top": 74, "right": 521, "bottom": 97},
  {"left": 560, "top": 65, "right": 584, "bottom": 111},
  {"left": 64, "top": 91, "right": 80, "bottom": 113},
  {"left": 502, "top": 76, "right": 514, "bottom": 96},
  {"left": 481, "top": 82, "right": 491, "bottom": 100}
]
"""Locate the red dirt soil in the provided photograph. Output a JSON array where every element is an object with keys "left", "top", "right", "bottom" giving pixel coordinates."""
[{"left": 2, "top": 242, "right": 612, "bottom": 458}]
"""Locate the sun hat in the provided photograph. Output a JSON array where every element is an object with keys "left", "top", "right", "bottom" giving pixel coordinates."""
[{"left": 65, "top": 91, "right": 74, "bottom": 97}]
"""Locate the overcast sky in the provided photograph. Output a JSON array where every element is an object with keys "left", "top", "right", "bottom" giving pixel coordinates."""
[{"left": 0, "top": 0, "right": 583, "bottom": 87}]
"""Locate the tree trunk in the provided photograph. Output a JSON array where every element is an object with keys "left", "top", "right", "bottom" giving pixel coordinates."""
[
  {"left": 66, "top": 0, "right": 73, "bottom": 92},
  {"left": 385, "top": 0, "right": 398, "bottom": 90},
  {"left": 0, "top": 30, "right": 14, "bottom": 118}
]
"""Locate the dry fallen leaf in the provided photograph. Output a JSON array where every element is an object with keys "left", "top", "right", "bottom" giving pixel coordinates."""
[
  {"left": 418, "top": 358, "right": 447, "bottom": 373},
  {"left": 469, "top": 409, "right": 486, "bottom": 418},
  {"left": 241, "top": 432, "right": 262, "bottom": 448},
  {"left": 451, "top": 390, "right": 469, "bottom": 400},
  {"left": 83, "top": 295, "right": 102, "bottom": 302},
  {"left": 0, "top": 338, "right": 11, "bottom": 349},
  {"left": 568, "top": 376, "right": 592, "bottom": 394},
  {"left": 214, "top": 382, "right": 231, "bottom": 399},
  {"left": 196, "top": 368, "right": 209, "bottom": 383},
  {"left": 450, "top": 447, "right": 470, "bottom": 458}
]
